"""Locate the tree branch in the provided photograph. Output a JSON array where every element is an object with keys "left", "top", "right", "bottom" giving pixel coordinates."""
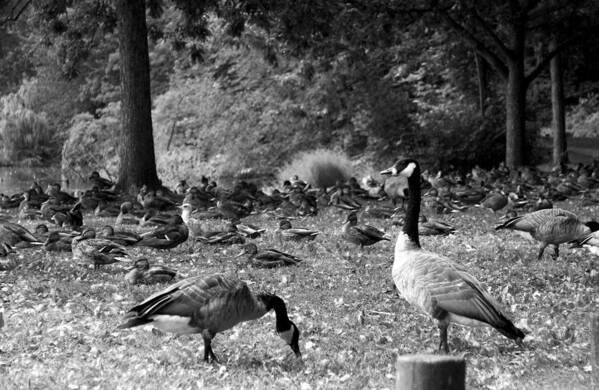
[
  {"left": 471, "top": 8, "right": 513, "bottom": 60},
  {"left": 525, "top": 30, "right": 590, "bottom": 86},
  {"left": 439, "top": 10, "right": 508, "bottom": 79}
]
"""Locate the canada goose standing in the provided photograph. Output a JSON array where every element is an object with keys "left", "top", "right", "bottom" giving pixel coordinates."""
[
  {"left": 495, "top": 208, "right": 599, "bottom": 260},
  {"left": 118, "top": 274, "right": 301, "bottom": 362},
  {"left": 381, "top": 158, "right": 524, "bottom": 352}
]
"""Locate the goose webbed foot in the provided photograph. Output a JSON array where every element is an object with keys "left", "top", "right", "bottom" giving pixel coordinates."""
[
  {"left": 203, "top": 337, "right": 219, "bottom": 363},
  {"left": 438, "top": 323, "right": 450, "bottom": 353}
]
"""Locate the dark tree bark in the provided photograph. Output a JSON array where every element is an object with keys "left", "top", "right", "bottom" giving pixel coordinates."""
[
  {"left": 550, "top": 36, "right": 567, "bottom": 166},
  {"left": 115, "top": 0, "right": 160, "bottom": 192},
  {"left": 505, "top": 19, "right": 527, "bottom": 168}
]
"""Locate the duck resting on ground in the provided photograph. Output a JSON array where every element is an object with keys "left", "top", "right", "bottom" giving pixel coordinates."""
[
  {"left": 380, "top": 158, "right": 525, "bottom": 352},
  {"left": 72, "top": 227, "right": 129, "bottom": 269},
  {"left": 125, "top": 258, "right": 177, "bottom": 285},
  {"left": 236, "top": 243, "right": 303, "bottom": 268},
  {"left": 117, "top": 274, "right": 301, "bottom": 363},
  {"left": 341, "top": 212, "right": 390, "bottom": 248}
]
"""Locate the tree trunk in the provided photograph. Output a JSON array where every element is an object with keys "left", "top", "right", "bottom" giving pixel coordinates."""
[
  {"left": 475, "top": 53, "right": 488, "bottom": 116},
  {"left": 115, "top": 0, "right": 160, "bottom": 192},
  {"left": 395, "top": 354, "right": 465, "bottom": 390},
  {"left": 550, "top": 36, "right": 567, "bottom": 166},
  {"left": 505, "top": 22, "right": 527, "bottom": 168}
]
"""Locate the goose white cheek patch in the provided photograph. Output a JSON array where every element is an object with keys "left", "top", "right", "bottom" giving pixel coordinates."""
[
  {"left": 400, "top": 162, "right": 416, "bottom": 177},
  {"left": 278, "top": 328, "right": 294, "bottom": 344}
]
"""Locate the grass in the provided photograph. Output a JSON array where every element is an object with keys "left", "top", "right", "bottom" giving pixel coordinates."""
[{"left": 0, "top": 199, "right": 598, "bottom": 389}]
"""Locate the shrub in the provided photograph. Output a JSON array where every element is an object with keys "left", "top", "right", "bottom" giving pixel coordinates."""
[
  {"left": 61, "top": 102, "right": 120, "bottom": 183},
  {"left": 562, "top": 94, "right": 599, "bottom": 138},
  {"left": 0, "top": 93, "right": 57, "bottom": 166},
  {"left": 277, "top": 149, "right": 353, "bottom": 188}
]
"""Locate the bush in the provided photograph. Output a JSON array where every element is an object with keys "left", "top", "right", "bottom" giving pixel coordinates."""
[
  {"left": 0, "top": 92, "right": 57, "bottom": 166},
  {"left": 563, "top": 94, "right": 599, "bottom": 138},
  {"left": 277, "top": 149, "right": 353, "bottom": 188},
  {"left": 61, "top": 102, "right": 121, "bottom": 184}
]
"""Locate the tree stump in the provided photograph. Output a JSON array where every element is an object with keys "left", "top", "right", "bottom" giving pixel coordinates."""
[
  {"left": 592, "top": 313, "right": 599, "bottom": 384},
  {"left": 396, "top": 354, "right": 465, "bottom": 390}
]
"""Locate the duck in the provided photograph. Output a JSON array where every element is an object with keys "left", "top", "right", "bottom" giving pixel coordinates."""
[
  {"left": 341, "top": 212, "right": 390, "bottom": 248},
  {"left": 0, "top": 243, "right": 17, "bottom": 271},
  {"left": 217, "top": 199, "right": 252, "bottom": 221},
  {"left": 0, "top": 242, "right": 15, "bottom": 257},
  {"left": 329, "top": 186, "right": 361, "bottom": 211},
  {"left": 175, "top": 180, "right": 189, "bottom": 195},
  {"left": 117, "top": 274, "right": 301, "bottom": 363},
  {"left": 44, "top": 231, "right": 75, "bottom": 252},
  {"left": 383, "top": 175, "right": 409, "bottom": 207},
  {"left": 136, "top": 216, "right": 189, "bottom": 250},
  {"left": 197, "top": 224, "right": 245, "bottom": 245},
  {"left": 495, "top": 208, "right": 599, "bottom": 261},
  {"left": 46, "top": 183, "right": 77, "bottom": 205},
  {"left": 236, "top": 243, "right": 303, "bottom": 268},
  {"left": 276, "top": 220, "right": 319, "bottom": 242},
  {"left": 72, "top": 227, "right": 129, "bottom": 269},
  {"left": 234, "top": 221, "right": 266, "bottom": 239},
  {"left": 125, "top": 258, "right": 177, "bottom": 284},
  {"left": 99, "top": 225, "right": 141, "bottom": 246},
  {"left": 89, "top": 171, "right": 114, "bottom": 190},
  {"left": 479, "top": 192, "right": 507, "bottom": 214},
  {"left": 52, "top": 202, "right": 83, "bottom": 230},
  {"left": 34, "top": 224, "right": 50, "bottom": 241},
  {"left": 380, "top": 158, "right": 525, "bottom": 352},
  {"left": 363, "top": 205, "right": 397, "bottom": 219},
  {"left": 180, "top": 203, "right": 203, "bottom": 238},
  {"left": 115, "top": 202, "right": 141, "bottom": 226},
  {"left": 0, "top": 222, "right": 43, "bottom": 248}
]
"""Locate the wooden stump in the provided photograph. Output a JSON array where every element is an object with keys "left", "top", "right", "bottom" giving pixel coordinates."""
[
  {"left": 592, "top": 313, "right": 599, "bottom": 384},
  {"left": 396, "top": 354, "right": 465, "bottom": 390}
]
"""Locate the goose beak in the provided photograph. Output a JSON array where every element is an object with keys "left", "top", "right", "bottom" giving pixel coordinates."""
[
  {"left": 380, "top": 166, "right": 396, "bottom": 176},
  {"left": 234, "top": 249, "right": 246, "bottom": 258}
]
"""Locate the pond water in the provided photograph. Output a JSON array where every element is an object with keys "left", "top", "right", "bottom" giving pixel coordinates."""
[{"left": 0, "top": 166, "right": 86, "bottom": 195}]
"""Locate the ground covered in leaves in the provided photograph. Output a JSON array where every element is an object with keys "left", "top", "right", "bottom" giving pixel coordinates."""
[{"left": 1, "top": 200, "right": 598, "bottom": 389}]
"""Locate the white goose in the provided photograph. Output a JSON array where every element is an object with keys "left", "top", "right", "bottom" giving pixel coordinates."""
[{"left": 380, "top": 158, "right": 524, "bottom": 352}]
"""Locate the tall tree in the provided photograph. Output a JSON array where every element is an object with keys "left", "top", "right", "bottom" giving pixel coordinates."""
[
  {"left": 550, "top": 35, "right": 567, "bottom": 166},
  {"left": 429, "top": 0, "right": 599, "bottom": 167},
  {"left": 115, "top": 0, "right": 160, "bottom": 191}
]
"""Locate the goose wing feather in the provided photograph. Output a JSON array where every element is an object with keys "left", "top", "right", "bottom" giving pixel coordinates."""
[
  {"left": 123, "top": 275, "right": 263, "bottom": 331},
  {"left": 395, "top": 250, "right": 522, "bottom": 339}
]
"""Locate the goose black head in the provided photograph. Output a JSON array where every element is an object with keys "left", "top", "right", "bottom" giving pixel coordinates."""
[
  {"left": 346, "top": 212, "right": 358, "bottom": 225},
  {"left": 380, "top": 158, "right": 420, "bottom": 178},
  {"left": 584, "top": 220, "right": 599, "bottom": 232},
  {"left": 279, "top": 220, "right": 293, "bottom": 230}
]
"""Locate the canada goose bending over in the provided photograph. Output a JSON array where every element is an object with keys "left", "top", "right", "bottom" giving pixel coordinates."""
[
  {"left": 381, "top": 158, "right": 524, "bottom": 352},
  {"left": 118, "top": 274, "right": 301, "bottom": 363},
  {"left": 495, "top": 208, "right": 599, "bottom": 260}
]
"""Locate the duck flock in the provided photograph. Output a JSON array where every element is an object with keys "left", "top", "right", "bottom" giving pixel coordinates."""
[{"left": 1, "top": 157, "right": 599, "bottom": 365}]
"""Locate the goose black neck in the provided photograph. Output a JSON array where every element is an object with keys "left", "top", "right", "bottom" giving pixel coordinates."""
[
  {"left": 259, "top": 294, "right": 292, "bottom": 331},
  {"left": 404, "top": 165, "right": 421, "bottom": 248}
]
